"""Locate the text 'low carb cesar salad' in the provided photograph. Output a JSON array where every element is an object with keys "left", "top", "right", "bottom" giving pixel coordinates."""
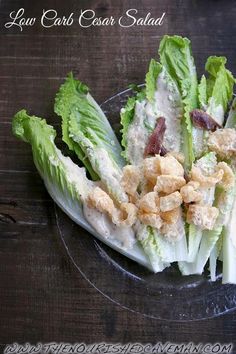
[{"left": 12, "top": 36, "right": 236, "bottom": 284}]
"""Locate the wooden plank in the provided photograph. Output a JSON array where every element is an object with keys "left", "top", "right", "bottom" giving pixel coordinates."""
[{"left": 1, "top": 0, "right": 236, "bottom": 346}]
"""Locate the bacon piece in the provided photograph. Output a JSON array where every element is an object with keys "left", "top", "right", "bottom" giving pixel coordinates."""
[
  {"left": 144, "top": 117, "right": 166, "bottom": 156},
  {"left": 190, "top": 109, "right": 221, "bottom": 131}
]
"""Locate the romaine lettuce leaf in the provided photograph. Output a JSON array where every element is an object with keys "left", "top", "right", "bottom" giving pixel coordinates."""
[
  {"left": 12, "top": 110, "right": 155, "bottom": 271},
  {"left": 120, "top": 88, "right": 146, "bottom": 163},
  {"left": 205, "top": 56, "right": 235, "bottom": 122},
  {"left": 209, "top": 233, "right": 223, "bottom": 282},
  {"left": 220, "top": 99, "right": 236, "bottom": 283},
  {"left": 198, "top": 75, "right": 207, "bottom": 109},
  {"left": 121, "top": 59, "right": 183, "bottom": 165},
  {"left": 222, "top": 199, "right": 236, "bottom": 284},
  {"left": 55, "top": 73, "right": 128, "bottom": 202},
  {"left": 195, "top": 57, "right": 235, "bottom": 158},
  {"left": 199, "top": 56, "right": 235, "bottom": 125},
  {"left": 137, "top": 221, "right": 188, "bottom": 268},
  {"left": 153, "top": 225, "right": 188, "bottom": 263},
  {"left": 179, "top": 153, "right": 218, "bottom": 273},
  {"left": 226, "top": 96, "right": 236, "bottom": 128},
  {"left": 179, "top": 226, "right": 222, "bottom": 276},
  {"left": 145, "top": 59, "right": 162, "bottom": 102},
  {"left": 159, "top": 35, "right": 198, "bottom": 170},
  {"left": 137, "top": 225, "right": 169, "bottom": 272},
  {"left": 145, "top": 62, "right": 184, "bottom": 154}
]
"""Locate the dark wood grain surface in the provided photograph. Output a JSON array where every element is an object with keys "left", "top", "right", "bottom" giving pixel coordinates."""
[{"left": 1, "top": 0, "right": 236, "bottom": 347}]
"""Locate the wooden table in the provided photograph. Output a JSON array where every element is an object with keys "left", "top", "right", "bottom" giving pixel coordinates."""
[{"left": 1, "top": 0, "right": 236, "bottom": 348}]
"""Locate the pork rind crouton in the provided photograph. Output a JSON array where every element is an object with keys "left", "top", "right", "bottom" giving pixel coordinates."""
[
  {"left": 155, "top": 175, "right": 186, "bottom": 194},
  {"left": 87, "top": 186, "right": 116, "bottom": 217},
  {"left": 160, "top": 207, "right": 181, "bottom": 224},
  {"left": 160, "top": 191, "right": 183, "bottom": 212},
  {"left": 191, "top": 166, "right": 223, "bottom": 188},
  {"left": 216, "top": 162, "right": 235, "bottom": 190},
  {"left": 138, "top": 191, "right": 159, "bottom": 213},
  {"left": 140, "top": 180, "right": 154, "bottom": 197},
  {"left": 128, "top": 193, "right": 139, "bottom": 204},
  {"left": 121, "top": 165, "right": 141, "bottom": 195},
  {"left": 117, "top": 202, "right": 138, "bottom": 226},
  {"left": 208, "top": 128, "right": 236, "bottom": 158},
  {"left": 160, "top": 215, "right": 184, "bottom": 242},
  {"left": 138, "top": 211, "right": 163, "bottom": 229},
  {"left": 180, "top": 181, "right": 202, "bottom": 203},
  {"left": 159, "top": 155, "right": 184, "bottom": 177},
  {"left": 143, "top": 156, "right": 161, "bottom": 185},
  {"left": 166, "top": 151, "right": 185, "bottom": 164},
  {"left": 187, "top": 204, "right": 219, "bottom": 230}
]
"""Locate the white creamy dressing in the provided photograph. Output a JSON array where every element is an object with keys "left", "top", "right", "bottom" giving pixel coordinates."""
[
  {"left": 193, "top": 95, "right": 224, "bottom": 158},
  {"left": 126, "top": 69, "right": 183, "bottom": 165},
  {"left": 195, "top": 153, "right": 217, "bottom": 205},
  {"left": 69, "top": 130, "right": 127, "bottom": 203},
  {"left": 192, "top": 128, "right": 205, "bottom": 158},
  {"left": 83, "top": 204, "right": 135, "bottom": 249},
  {"left": 49, "top": 143, "right": 134, "bottom": 249},
  {"left": 94, "top": 147, "right": 128, "bottom": 203},
  {"left": 147, "top": 69, "right": 183, "bottom": 152},
  {"left": 126, "top": 100, "right": 150, "bottom": 165},
  {"left": 195, "top": 152, "right": 217, "bottom": 175},
  {"left": 164, "top": 217, "right": 186, "bottom": 243},
  {"left": 207, "top": 97, "right": 225, "bottom": 125},
  {"left": 216, "top": 188, "right": 235, "bottom": 226}
]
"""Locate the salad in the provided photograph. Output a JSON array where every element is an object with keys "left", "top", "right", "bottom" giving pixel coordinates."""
[{"left": 12, "top": 35, "right": 236, "bottom": 284}]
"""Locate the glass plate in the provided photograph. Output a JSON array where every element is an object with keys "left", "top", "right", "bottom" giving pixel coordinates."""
[{"left": 55, "top": 87, "right": 236, "bottom": 321}]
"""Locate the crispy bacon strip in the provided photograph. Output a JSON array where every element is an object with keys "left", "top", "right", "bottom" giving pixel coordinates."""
[
  {"left": 144, "top": 117, "right": 166, "bottom": 156},
  {"left": 190, "top": 109, "right": 221, "bottom": 131}
]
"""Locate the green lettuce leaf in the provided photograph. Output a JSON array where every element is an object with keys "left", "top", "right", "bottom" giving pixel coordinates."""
[
  {"left": 121, "top": 59, "right": 183, "bottom": 165},
  {"left": 179, "top": 226, "right": 222, "bottom": 276},
  {"left": 54, "top": 74, "right": 97, "bottom": 180},
  {"left": 137, "top": 225, "right": 170, "bottom": 272},
  {"left": 12, "top": 109, "right": 92, "bottom": 206},
  {"left": 146, "top": 59, "right": 184, "bottom": 153},
  {"left": 120, "top": 89, "right": 146, "bottom": 162},
  {"left": 222, "top": 200, "right": 236, "bottom": 284},
  {"left": 159, "top": 35, "right": 198, "bottom": 170},
  {"left": 12, "top": 110, "right": 155, "bottom": 271},
  {"left": 214, "top": 101, "right": 236, "bottom": 283},
  {"left": 154, "top": 228, "right": 188, "bottom": 263},
  {"left": 195, "top": 57, "right": 235, "bottom": 158},
  {"left": 179, "top": 153, "right": 218, "bottom": 272},
  {"left": 209, "top": 233, "right": 223, "bottom": 282},
  {"left": 55, "top": 73, "right": 128, "bottom": 202},
  {"left": 137, "top": 221, "right": 188, "bottom": 269},
  {"left": 203, "top": 56, "right": 235, "bottom": 124},
  {"left": 226, "top": 96, "right": 236, "bottom": 128},
  {"left": 120, "top": 96, "right": 137, "bottom": 158},
  {"left": 198, "top": 75, "right": 207, "bottom": 108},
  {"left": 145, "top": 59, "right": 162, "bottom": 102}
]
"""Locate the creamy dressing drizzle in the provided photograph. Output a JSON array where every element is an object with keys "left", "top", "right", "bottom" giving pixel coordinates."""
[
  {"left": 192, "top": 128, "right": 205, "bottom": 158},
  {"left": 147, "top": 69, "right": 183, "bottom": 152},
  {"left": 83, "top": 204, "right": 135, "bottom": 249},
  {"left": 94, "top": 147, "right": 128, "bottom": 203},
  {"left": 207, "top": 97, "right": 225, "bottom": 125},
  {"left": 126, "top": 69, "right": 183, "bottom": 165},
  {"left": 126, "top": 100, "right": 150, "bottom": 165},
  {"left": 50, "top": 144, "right": 134, "bottom": 249}
]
